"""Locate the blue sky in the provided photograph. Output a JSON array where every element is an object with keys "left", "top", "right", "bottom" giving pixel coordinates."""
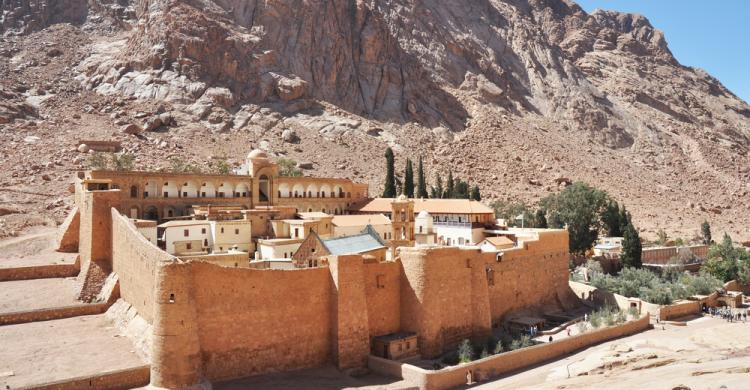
[{"left": 575, "top": 0, "right": 750, "bottom": 104}]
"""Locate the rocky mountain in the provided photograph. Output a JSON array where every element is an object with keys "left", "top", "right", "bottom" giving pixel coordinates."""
[{"left": 1, "top": 0, "right": 749, "bottom": 241}]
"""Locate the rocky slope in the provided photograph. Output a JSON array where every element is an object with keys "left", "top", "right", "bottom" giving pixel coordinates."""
[{"left": 0, "top": 0, "right": 749, "bottom": 242}]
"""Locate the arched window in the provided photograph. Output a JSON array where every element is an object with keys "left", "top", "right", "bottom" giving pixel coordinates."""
[{"left": 130, "top": 186, "right": 138, "bottom": 198}]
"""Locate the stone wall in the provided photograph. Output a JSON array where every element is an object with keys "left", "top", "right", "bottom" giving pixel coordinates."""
[
  {"left": 26, "top": 366, "right": 150, "bottom": 390},
  {"left": 0, "top": 259, "right": 79, "bottom": 282},
  {"left": 490, "top": 230, "right": 574, "bottom": 321},
  {"left": 189, "top": 263, "right": 334, "bottom": 381},
  {"left": 657, "top": 300, "right": 700, "bottom": 321},
  {"left": 111, "top": 209, "right": 173, "bottom": 323},
  {"left": 371, "top": 314, "right": 651, "bottom": 390},
  {"left": 56, "top": 206, "right": 80, "bottom": 253}
]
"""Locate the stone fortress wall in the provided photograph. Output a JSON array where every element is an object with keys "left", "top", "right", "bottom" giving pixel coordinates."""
[{"left": 101, "top": 208, "right": 576, "bottom": 388}]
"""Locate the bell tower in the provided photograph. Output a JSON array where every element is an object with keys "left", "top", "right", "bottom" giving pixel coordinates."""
[{"left": 390, "top": 195, "right": 415, "bottom": 248}]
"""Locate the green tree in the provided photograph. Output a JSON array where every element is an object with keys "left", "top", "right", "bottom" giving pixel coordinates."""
[
  {"left": 541, "top": 182, "right": 608, "bottom": 254},
  {"left": 601, "top": 200, "right": 622, "bottom": 237},
  {"left": 383, "top": 147, "right": 396, "bottom": 197},
  {"left": 403, "top": 158, "right": 414, "bottom": 197},
  {"left": 470, "top": 185, "right": 481, "bottom": 201},
  {"left": 110, "top": 153, "right": 134, "bottom": 171},
  {"left": 453, "top": 178, "right": 470, "bottom": 199},
  {"left": 618, "top": 206, "right": 632, "bottom": 237},
  {"left": 88, "top": 152, "right": 109, "bottom": 170},
  {"left": 169, "top": 157, "right": 201, "bottom": 174},
  {"left": 277, "top": 158, "right": 302, "bottom": 177},
  {"left": 445, "top": 170, "right": 454, "bottom": 199},
  {"left": 431, "top": 173, "right": 443, "bottom": 199},
  {"left": 656, "top": 229, "right": 668, "bottom": 246},
  {"left": 416, "top": 156, "right": 428, "bottom": 198},
  {"left": 211, "top": 158, "right": 231, "bottom": 175},
  {"left": 701, "top": 221, "right": 712, "bottom": 245},
  {"left": 620, "top": 222, "right": 643, "bottom": 269},
  {"left": 490, "top": 200, "right": 529, "bottom": 227},
  {"left": 703, "top": 233, "right": 750, "bottom": 283},
  {"left": 535, "top": 208, "right": 548, "bottom": 228}
]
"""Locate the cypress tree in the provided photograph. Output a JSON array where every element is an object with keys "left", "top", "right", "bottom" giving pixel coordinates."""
[
  {"left": 416, "top": 156, "right": 428, "bottom": 198},
  {"left": 404, "top": 158, "right": 414, "bottom": 197},
  {"left": 618, "top": 205, "right": 631, "bottom": 237},
  {"left": 383, "top": 147, "right": 396, "bottom": 197},
  {"left": 432, "top": 173, "right": 444, "bottom": 199},
  {"left": 445, "top": 171, "right": 454, "bottom": 199},
  {"left": 621, "top": 222, "right": 643, "bottom": 269},
  {"left": 535, "top": 208, "right": 547, "bottom": 228},
  {"left": 470, "top": 185, "right": 481, "bottom": 201},
  {"left": 701, "top": 221, "right": 712, "bottom": 245}
]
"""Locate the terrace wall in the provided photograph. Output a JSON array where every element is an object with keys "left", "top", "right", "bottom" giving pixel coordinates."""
[{"left": 369, "top": 314, "right": 651, "bottom": 390}]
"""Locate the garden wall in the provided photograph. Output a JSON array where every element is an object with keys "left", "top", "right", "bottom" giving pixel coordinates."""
[{"left": 370, "top": 314, "right": 651, "bottom": 390}]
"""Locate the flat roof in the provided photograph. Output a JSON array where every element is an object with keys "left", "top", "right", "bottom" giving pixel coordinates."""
[
  {"left": 482, "top": 236, "right": 515, "bottom": 248},
  {"left": 298, "top": 212, "right": 332, "bottom": 219},
  {"left": 332, "top": 214, "right": 391, "bottom": 227},
  {"left": 158, "top": 220, "right": 210, "bottom": 228},
  {"left": 350, "top": 198, "right": 494, "bottom": 215}
]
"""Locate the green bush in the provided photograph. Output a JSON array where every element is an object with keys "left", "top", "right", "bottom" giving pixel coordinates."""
[
  {"left": 591, "top": 267, "right": 721, "bottom": 305},
  {"left": 457, "top": 339, "right": 474, "bottom": 363},
  {"left": 509, "top": 335, "right": 532, "bottom": 351},
  {"left": 576, "top": 322, "right": 588, "bottom": 334}
]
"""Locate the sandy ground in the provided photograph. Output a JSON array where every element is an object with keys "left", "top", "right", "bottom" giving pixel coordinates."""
[
  {"left": 470, "top": 316, "right": 750, "bottom": 390},
  {"left": 0, "top": 314, "right": 147, "bottom": 389},
  {"left": 0, "top": 277, "right": 81, "bottom": 313},
  {"left": 214, "top": 366, "right": 413, "bottom": 390},
  {"left": 0, "top": 226, "right": 78, "bottom": 268}
]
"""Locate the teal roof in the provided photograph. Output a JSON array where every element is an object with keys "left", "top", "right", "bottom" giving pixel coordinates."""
[{"left": 321, "top": 225, "right": 386, "bottom": 255}]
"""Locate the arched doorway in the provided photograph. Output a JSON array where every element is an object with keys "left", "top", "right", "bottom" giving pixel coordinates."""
[
  {"left": 144, "top": 206, "right": 159, "bottom": 221},
  {"left": 258, "top": 175, "right": 270, "bottom": 203}
]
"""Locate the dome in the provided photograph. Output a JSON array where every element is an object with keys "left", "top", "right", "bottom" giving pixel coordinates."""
[
  {"left": 247, "top": 149, "right": 268, "bottom": 160},
  {"left": 416, "top": 210, "right": 431, "bottom": 219}
]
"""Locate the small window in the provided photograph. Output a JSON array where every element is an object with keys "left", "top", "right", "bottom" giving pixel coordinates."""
[
  {"left": 204, "top": 239, "right": 208, "bottom": 246},
  {"left": 186, "top": 243, "right": 192, "bottom": 250},
  {"left": 184, "top": 229, "right": 189, "bottom": 237},
  {"left": 201, "top": 228, "right": 206, "bottom": 234},
  {"left": 221, "top": 227, "right": 224, "bottom": 234},
  {"left": 183, "top": 192, "right": 188, "bottom": 197},
  {"left": 311, "top": 248, "right": 316, "bottom": 253},
  {"left": 169, "top": 293, "right": 175, "bottom": 303},
  {"left": 235, "top": 229, "right": 239, "bottom": 235},
  {"left": 406, "top": 341, "right": 410, "bottom": 349}
]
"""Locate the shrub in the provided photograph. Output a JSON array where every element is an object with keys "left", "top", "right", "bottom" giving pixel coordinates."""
[
  {"left": 480, "top": 347, "right": 489, "bottom": 359},
  {"left": 589, "top": 311, "right": 602, "bottom": 328},
  {"left": 88, "top": 152, "right": 109, "bottom": 170},
  {"left": 627, "top": 306, "right": 639, "bottom": 319},
  {"left": 277, "top": 158, "right": 302, "bottom": 177},
  {"left": 509, "top": 335, "right": 532, "bottom": 351},
  {"left": 576, "top": 321, "right": 588, "bottom": 334},
  {"left": 615, "top": 310, "right": 627, "bottom": 324},
  {"left": 457, "top": 339, "right": 474, "bottom": 363},
  {"left": 493, "top": 340, "right": 504, "bottom": 354}
]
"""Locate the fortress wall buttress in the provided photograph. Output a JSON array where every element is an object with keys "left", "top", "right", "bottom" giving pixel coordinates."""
[
  {"left": 363, "top": 261, "right": 401, "bottom": 338},
  {"left": 399, "top": 247, "right": 488, "bottom": 359},
  {"left": 150, "top": 262, "right": 204, "bottom": 389},
  {"left": 328, "top": 255, "right": 371, "bottom": 370},
  {"left": 190, "top": 263, "right": 334, "bottom": 381}
]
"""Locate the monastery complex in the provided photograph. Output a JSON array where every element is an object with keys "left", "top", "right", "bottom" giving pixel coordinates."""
[{"left": 47, "top": 150, "right": 582, "bottom": 389}]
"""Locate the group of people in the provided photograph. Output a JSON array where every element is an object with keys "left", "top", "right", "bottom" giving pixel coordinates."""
[{"left": 705, "top": 306, "right": 747, "bottom": 322}]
